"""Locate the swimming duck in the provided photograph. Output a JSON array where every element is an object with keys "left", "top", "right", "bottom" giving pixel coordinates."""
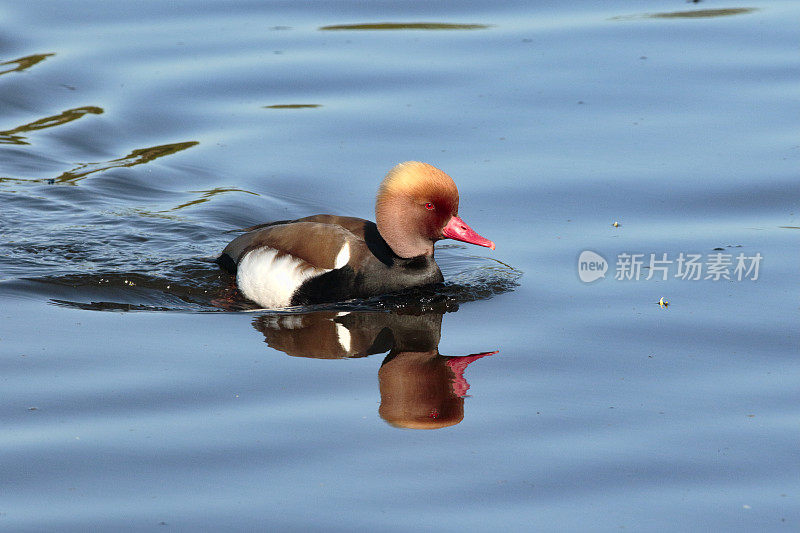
[{"left": 216, "top": 161, "right": 495, "bottom": 308}]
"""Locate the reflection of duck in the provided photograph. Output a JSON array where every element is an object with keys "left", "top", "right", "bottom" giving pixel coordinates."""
[
  {"left": 379, "top": 348, "right": 495, "bottom": 429},
  {"left": 252, "top": 311, "right": 496, "bottom": 429},
  {"left": 217, "top": 162, "right": 494, "bottom": 308}
]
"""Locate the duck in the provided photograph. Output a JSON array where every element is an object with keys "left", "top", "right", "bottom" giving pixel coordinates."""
[{"left": 216, "top": 161, "right": 495, "bottom": 308}]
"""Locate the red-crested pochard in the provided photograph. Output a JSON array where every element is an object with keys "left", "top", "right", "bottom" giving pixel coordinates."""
[{"left": 216, "top": 161, "right": 495, "bottom": 308}]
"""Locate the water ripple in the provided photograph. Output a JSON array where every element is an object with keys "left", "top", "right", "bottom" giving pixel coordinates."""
[
  {"left": 319, "top": 22, "right": 492, "bottom": 31},
  {"left": 0, "top": 53, "right": 54, "bottom": 76},
  {"left": 0, "top": 106, "right": 103, "bottom": 146}
]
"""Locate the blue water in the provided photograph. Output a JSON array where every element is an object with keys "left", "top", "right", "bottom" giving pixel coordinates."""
[{"left": 1, "top": 1, "right": 798, "bottom": 530}]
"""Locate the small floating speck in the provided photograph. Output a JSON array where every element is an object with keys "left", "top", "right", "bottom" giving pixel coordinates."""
[
  {"left": 263, "top": 104, "right": 322, "bottom": 109},
  {"left": 612, "top": 221, "right": 620, "bottom": 227},
  {"left": 657, "top": 297, "right": 669, "bottom": 308}
]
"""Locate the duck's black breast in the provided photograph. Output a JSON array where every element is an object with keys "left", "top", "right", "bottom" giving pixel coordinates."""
[{"left": 354, "top": 252, "right": 443, "bottom": 298}]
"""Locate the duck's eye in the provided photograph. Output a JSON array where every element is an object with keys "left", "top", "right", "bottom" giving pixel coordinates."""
[{"left": 425, "top": 202, "right": 435, "bottom": 210}]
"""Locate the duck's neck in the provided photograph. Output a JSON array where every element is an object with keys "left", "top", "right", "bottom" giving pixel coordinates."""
[
  {"left": 375, "top": 220, "right": 434, "bottom": 259},
  {"left": 364, "top": 221, "right": 435, "bottom": 267}
]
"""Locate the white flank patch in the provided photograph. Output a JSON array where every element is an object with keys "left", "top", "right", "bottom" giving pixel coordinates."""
[
  {"left": 334, "top": 241, "right": 350, "bottom": 269},
  {"left": 237, "top": 247, "right": 328, "bottom": 308},
  {"left": 335, "top": 322, "right": 351, "bottom": 354}
]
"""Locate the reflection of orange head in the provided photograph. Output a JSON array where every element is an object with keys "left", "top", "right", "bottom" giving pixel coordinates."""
[{"left": 378, "top": 351, "right": 464, "bottom": 429}]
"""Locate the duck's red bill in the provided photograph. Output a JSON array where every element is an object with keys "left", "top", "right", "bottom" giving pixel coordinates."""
[{"left": 443, "top": 216, "right": 495, "bottom": 250}]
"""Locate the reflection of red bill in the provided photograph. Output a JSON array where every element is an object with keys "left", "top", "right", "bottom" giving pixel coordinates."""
[{"left": 445, "top": 350, "right": 499, "bottom": 397}]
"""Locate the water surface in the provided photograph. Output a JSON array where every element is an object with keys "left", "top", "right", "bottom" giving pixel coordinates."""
[{"left": 1, "top": 1, "right": 798, "bottom": 530}]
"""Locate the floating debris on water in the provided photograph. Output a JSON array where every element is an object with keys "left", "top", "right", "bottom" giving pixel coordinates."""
[
  {"left": 263, "top": 104, "right": 322, "bottom": 109},
  {"left": 657, "top": 297, "right": 669, "bottom": 308},
  {"left": 319, "top": 22, "right": 492, "bottom": 31}
]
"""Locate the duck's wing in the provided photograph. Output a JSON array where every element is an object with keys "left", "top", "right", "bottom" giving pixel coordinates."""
[
  {"left": 218, "top": 220, "right": 362, "bottom": 273},
  {"left": 294, "top": 215, "right": 371, "bottom": 240}
]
